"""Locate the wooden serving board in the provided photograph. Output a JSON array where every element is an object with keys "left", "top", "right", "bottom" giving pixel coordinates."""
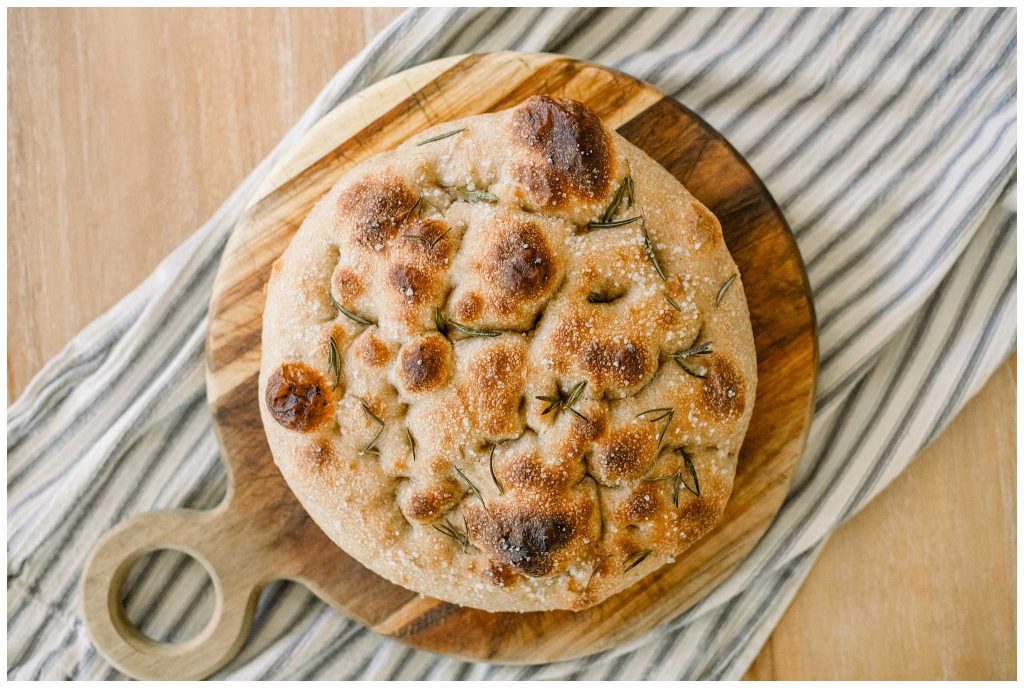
[{"left": 81, "top": 52, "right": 817, "bottom": 680}]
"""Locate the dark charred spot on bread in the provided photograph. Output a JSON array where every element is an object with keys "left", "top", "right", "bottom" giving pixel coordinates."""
[
  {"left": 454, "top": 292, "right": 484, "bottom": 322},
  {"left": 332, "top": 267, "right": 364, "bottom": 302},
  {"left": 511, "top": 96, "right": 612, "bottom": 206},
  {"left": 700, "top": 356, "right": 745, "bottom": 417},
  {"left": 265, "top": 363, "right": 333, "bottom": 432},
  {"left": 592, "top": 426, "right": 655, "bottom": 483},
  {"left": 355, "top": 331, "right": 392, "bottom": 368},
  {"left": 402, "top": 481, "right": 458, "bottom": 521},
  {"left": 486, "top": 220, "right": 555, "bottom": 302},
  {"left": 581, "top": 339, "right": 650, "bottom": 389},
  {"left": 399, "top": 333, "right": 453, "bottom": 393},
  {"left": 388, "top": 264, "right": 432, "bottom": 303},
  {"left": 337, "top": 177, "right": 417, "bottom": 250},
  {"left": 467, "top": 505, "right": 575, "bottom": 577}
]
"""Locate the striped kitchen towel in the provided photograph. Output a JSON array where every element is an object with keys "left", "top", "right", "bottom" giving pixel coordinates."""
[{"left": 7, "top": 7, "right": 1016, "bottom": 680}]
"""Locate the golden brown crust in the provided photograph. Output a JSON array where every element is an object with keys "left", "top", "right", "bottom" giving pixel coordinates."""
[{"left": 259, "top": 96, "right": 756, "bottom": 612}]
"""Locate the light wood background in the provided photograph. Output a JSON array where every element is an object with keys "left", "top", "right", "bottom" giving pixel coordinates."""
[{"left": 8, "top": 8, "right": 1016, "bottom": 680}]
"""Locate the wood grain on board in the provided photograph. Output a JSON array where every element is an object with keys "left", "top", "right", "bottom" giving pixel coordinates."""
[{"left": 9, "top": 8, "right": 1015, "bottom": 681}]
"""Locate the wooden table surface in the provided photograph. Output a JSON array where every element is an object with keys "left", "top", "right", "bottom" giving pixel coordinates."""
[{"left": 8, "top": 8, "right": 1016, "bottom": 680}]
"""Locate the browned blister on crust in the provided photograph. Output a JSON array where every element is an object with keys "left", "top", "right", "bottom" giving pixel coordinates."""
[
  {"left": 265, "top": 363, "right": 334, "bottom": 432},
  {"left": 259, "top": 97, "right": 756, "bottom": 612}
]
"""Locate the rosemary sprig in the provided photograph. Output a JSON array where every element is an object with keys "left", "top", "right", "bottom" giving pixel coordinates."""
[
  {"left": 455, "top": 466, "right": 486, "bottom": 509},
  {"left": 636, "top": 407, "right": 675, "bottom": 448},
  {"left": 716, "top": 274, "right": 737, "bottom": 306},
  {"left": 665, "top": 293, "right": 683, "bottom": 312},
  {"left": 400, "top": 195, "right": 423, "bottom": 225},
  {"left": 588, "top": 215, "right": 643, "bottom": 230},
  {"left": 674, "top": 341, "right": 713, "bottom": 358},
  {"left": 432, "top": 517, "right": 471, "bottom": 553},
  {"left": 601, "top": 174, "right": 635, "bottom": 222},
  {"left": 406, "top": 428, "right": 417, "bottom": 462},
  {"left": 679, "top": 449, "right": 701, "bottom": 497},
  {"left": 444, "top": 186, "right": 499, "bottom": 203},
  {"left": 433, "top": 308, "right": 500, "bottom": 338},
  {"left": 536, "top": 380, "right": 587, "bottom": 421},
  {"left": 360, "top": 402, "right": 385, "bottom": 455},
  {"left": 671, "top": 340, "right": 712, "bottom": 378},
  {"left": 641, "top": 220, "right": 667, "bottom": 281},
  {"left": 489, "top": 445, "right": 503, "bottom": 495},
  {"left": 330, "top": 292, "right": 375, "bottom": 326},
  {"left": 416, "top": 128, "right": 464, "bottom": 146},
  {"left": 327, "top": 336, "right": 341, "bottom": 388},
  {"left": 403, "top": 225, "right": 452, "bottom": 250},
  {"left": 678, "top": 361, "right": 707, "bottom": 378},
  {"left": 644, "top": 469, "right": 682, "bottom": 507},
  {"left": 623, "top": 549, "right": 652, "bottom": 573}
]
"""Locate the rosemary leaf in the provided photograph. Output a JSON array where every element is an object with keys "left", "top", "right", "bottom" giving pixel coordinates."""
[
  {"left": 672, "top": 341, "right": 713, "bottom": 378},
  {"left": 327, "top": 336, "right": 341, "bottom": 388},
  {"left": 623, "top": 549, "right": 652, "bottom": 573},
  {"left": 416, "top": 128, "right": 464, "bottom": 146},
  {"left": 636, "top": 407, "right": 674, "bottom": 447},
  {"left": 536, "top": 381, "right": 587, "bottom": 420},
  {"left": 400, "top": 195, "right": 423, "bottom": 225},
  {"left": 567, "top": 407, "right": 589, "bottom": 421},
  {"left": 403, "top": 225, "right": 452, "bottom": 250},
  {"left": 406, "top": 428, "right": 417, "bottom": 462},
  {"left": 665, "top": 293, "right": 683, "bottom": 312},
  {"left": 565, "top": 380, "right": 587, "bottom": 408},
  {"left": 433, "top": 308, "right": 498, "bottom": 338},
  {"left": 588, "top": 291, "right": 618, "bottom": 304},
  {"left": 445, "top": 186, "right": 499, "bottom": 203},
  {"left": 360, "top": 402, "right": 385, "bottom": 455},
  {"left": 673, "top": 340, "right": 713, "bottom": 359},
  {"left": 455, "top": 466, "right": 486, "bottom": 509},
  {"left": 331, "top": 293, "right": 375, "bottom": 326},
  {"left": 644, "top": 470, "right": 682, "bottom": 508},
  {"left": 600, "top": 174, "right": 635, "bottom": 222},
  {"left": 677, "top": 360, "right": 708, "bottom": 378},
  {"left": 432, "top": 518, "right": 470, "bottom": 553},
  {"left": 489, "top": 445, "right": 503, "bottom": 495},
  {"left": 448, "top": 318, "right": 500, "bottom": 338},
  {"left": 679, "top": 449, "right": 701, "bottom": 497},
  {"left": 624, "top": 174, "right": 636, "bottom": 208},
  {"left": 588, "top": 215, "right": 643, "bottom": 230},
  {"left": 585, "top": 554, "right": 612, "bottom": 590},
  {"left": 716, "top": 274, "right": 737, "bottom": 306},
  {"left": 536, "top": 395, "right": 563, "bottom": 415},
  {"left": 641, "top": 221, "right": 667, "bottom": 281}
]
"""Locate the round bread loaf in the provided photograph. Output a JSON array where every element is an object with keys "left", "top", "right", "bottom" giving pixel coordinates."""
[{"left": 259, "top": 96, "right": 756, "bottom": 612}]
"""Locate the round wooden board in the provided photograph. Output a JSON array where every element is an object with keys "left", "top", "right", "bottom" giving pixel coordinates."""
[{"left": 81, "top": 52, "right": 817, "bottom": 680}]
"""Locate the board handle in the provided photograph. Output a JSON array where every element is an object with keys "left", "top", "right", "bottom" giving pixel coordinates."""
[{"left": 80, "top": 508, "right": 263, "bottom": 680}]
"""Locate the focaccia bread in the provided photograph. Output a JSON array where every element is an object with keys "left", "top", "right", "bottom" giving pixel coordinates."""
[{"left": 259, "top": 96, "right": 756, "bottom": 612}]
